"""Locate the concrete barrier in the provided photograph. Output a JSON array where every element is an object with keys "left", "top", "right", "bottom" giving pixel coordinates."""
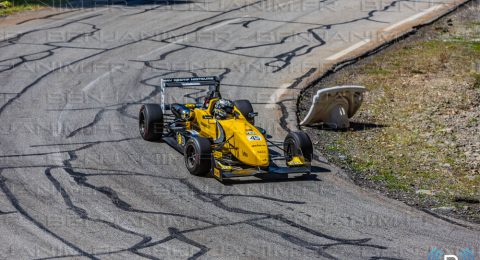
[{"left": 300, "top": 86, "right": 367, "bottom": 129}]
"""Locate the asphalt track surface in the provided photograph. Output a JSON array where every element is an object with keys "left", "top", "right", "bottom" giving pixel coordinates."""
[{"left": 0, "top": 0, "right": 479, "bottom": 259}]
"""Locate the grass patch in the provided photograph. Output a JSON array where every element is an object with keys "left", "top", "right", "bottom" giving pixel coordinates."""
[
  {"left": 0, "top": 0, "right": 54, "bottom": 16},
  {"left": 474, "top": 73, "right": 480, "bottom": 89},
  {"left": 301, "top": 7, "right": 480, "bottom": 221},
  {"left": 370, "top": 170, "right": 409, "bottom": 191},
  {"left": 366, "top": 67, "right": 391, "bottom": 76},
  {"left": 472, "top": 43, "right": 480, "bottom": 52}
]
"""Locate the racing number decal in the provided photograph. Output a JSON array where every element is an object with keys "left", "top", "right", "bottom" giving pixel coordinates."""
[
  {"left": 247, "top": 135, "right": 261, "bottom": 141},
  {"left": 177, "top": 133, "right": 184, "bottom": 145}
]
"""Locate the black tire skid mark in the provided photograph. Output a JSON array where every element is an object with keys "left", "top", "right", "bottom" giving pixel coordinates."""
[
  {"left": 4, "top": 141, "right": 217, "bottom": 258},
  {"left": 0, "top": 0, "right": 271, "bottom": 117},
  {"left": 0, "top": 14, "right": 103, "bottom": 45},
  {"left": 247, "top": 221, "right": 338, "bottom": 260},
  {"left": 44, "top": 167, "right": 158, "bottom": 255},
  {"left": 0, "top": 138, "right": 131, "bottom": 169},
  {"left": 0, "top": 50, "right": 56, "bottom": 73},
  {"left": 0, "top": 170, "right": 100, "bottom": 259},
  {"left": 55, "top": 22, "right": 102, "bottom": 45},
  {"left": 231, "top": 17, "right": 326, "bottom": 28},
  {"left": 142, "top": 0, "right": 409, "bottom": 71},
  {"left": 225, "top": 0, "right": 420, "bottom": 73},
  {"left": 54, "top": 216, "right": 269, "bottom": 258},
  {"left": 215, "top": 193, "right": 304, "bottom": 204},
  {"left": 144, "top": 9, "right": 332, "bottom": 74},
  {"left": 139, "top": 11, "right": 330, "bottom": 65},
  {"left": 55, "top": 153, "right": 248, "bottom": 259},
  {"left": 178, "top": 178, "right": 389, "bottom": 256},
  {"left": 127, "top": 216, "right": 273, "bottom": 258},
  {"left": 18, "top": 138, "right": 322, "bottom": 259},
  {"left": 135, "top": 16, "right": 270, "bottom": 64},
  {"left": 168, "top": 227, "right": 209, "bottom": 260},
  {"left": 289, "top": 67, "right": 316, "bottom": 89},
  {"left": 0, "top": 21, "right": 101, "bottom": 73},
  {"left": 233, "top": 17, "right": 263, "bottom": 28},
  {"left": 66, "top": 108, "right": 106, "bottom": 138},
  {"left": 276, "top": 99, "right": 294, "bottom": 132},
  {"left": 180, "top": 179, "right": 384, "bottom": 244},
  {"left": 265, "top": 44, "right": 310, "bottom": 73},
  {"left": 156, "top": 40, "right": 280, "bottom": 60},
  {"left": 61, "top": 151, "right": 217, "bottom": 225},
  {"left": 15, "top": 10, "right": 79, "bottom": 25},
  {"left": 0, "top": 210, "right": 16, "bottom": 215}
]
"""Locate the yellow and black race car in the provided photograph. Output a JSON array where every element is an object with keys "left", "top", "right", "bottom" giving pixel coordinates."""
[{"left": 138, "top": 76, "right": 313, "bottom": 181}]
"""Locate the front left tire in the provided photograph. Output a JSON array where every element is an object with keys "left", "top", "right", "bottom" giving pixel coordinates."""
[{"left": 184, "top": 137, "right": 212, "bottom": 176}]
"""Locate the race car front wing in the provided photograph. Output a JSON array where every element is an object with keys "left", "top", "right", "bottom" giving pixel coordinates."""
[{"left": 212, "top": 160, "right": 312, "bottom": 181}]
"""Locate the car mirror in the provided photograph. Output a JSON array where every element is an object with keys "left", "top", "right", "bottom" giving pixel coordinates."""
[
  {"left": 248, "top": 112, "right": 258, "bottom": 118},
  {"left": 256, "top": 127, "right": 267, "bottom": 136}
]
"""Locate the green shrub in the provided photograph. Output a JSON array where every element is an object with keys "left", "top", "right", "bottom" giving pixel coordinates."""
[{"left": 0, "top": 1, "right": 13, "bottom": 8}]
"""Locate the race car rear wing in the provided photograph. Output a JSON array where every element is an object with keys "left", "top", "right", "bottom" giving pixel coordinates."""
[
  {"left": 160, "top": 76, "right": 220, "bottom": 113},
  {"left": 161, "top": 76, "right": 219, "bottom": 87}
]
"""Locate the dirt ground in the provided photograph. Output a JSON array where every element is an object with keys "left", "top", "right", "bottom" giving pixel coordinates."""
[{"left": 298, "top": 1, "right": 480, "bottom": 223}]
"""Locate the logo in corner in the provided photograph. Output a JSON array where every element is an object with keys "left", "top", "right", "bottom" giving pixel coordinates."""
[{"left": 428, "top": 247, "right": 474, "bottom": 260}]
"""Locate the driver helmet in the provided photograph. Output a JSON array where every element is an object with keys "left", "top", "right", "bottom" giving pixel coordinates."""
[{"left": 214, "top": 99, "right": 234, "bottom": 119}]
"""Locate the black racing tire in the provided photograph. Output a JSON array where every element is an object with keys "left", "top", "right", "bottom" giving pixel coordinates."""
[
  {"left": 234, "top": 99, "right": 255, "bottom": 125},
  {"left": 284, "top": 131, "right": 313, "bottom": 163},
  {"left": 184, "top": 137, "right": 212, "bottom": 176},
  {"left": 139, "top": 104, "right": 164, "bottom": 141}
]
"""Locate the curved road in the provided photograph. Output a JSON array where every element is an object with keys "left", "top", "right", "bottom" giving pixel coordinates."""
[{"left": 0, "top": 0, "right": 478, "bottom": 259}]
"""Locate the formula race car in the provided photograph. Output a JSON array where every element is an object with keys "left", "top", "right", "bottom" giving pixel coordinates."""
[{"left": 138, "top": 76, "right": 313, "bottom": 181}]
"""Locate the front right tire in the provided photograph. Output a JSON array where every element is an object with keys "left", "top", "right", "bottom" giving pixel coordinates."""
[{"left": 284, "top": 131, "right": 313, "bottom": 164}]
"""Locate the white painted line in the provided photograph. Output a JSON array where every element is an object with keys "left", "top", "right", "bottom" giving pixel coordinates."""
[
  {"left": 278, "top": 0, "right": 298, "bottom": 8},
  {"left": 81, "top": 65, "right": 123, "bottom": 92},
  {"left": 384, "top": 4, "right": 444, "bottom": 32},
  {"left": 205, "top": 17, "right": 245, "bottom": 31},
  {"left": 265, "top": 83, "right": 292, "bottom": 109},
  {"left": 325, "top": 39, "right": 371, "bottom": 61}
]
